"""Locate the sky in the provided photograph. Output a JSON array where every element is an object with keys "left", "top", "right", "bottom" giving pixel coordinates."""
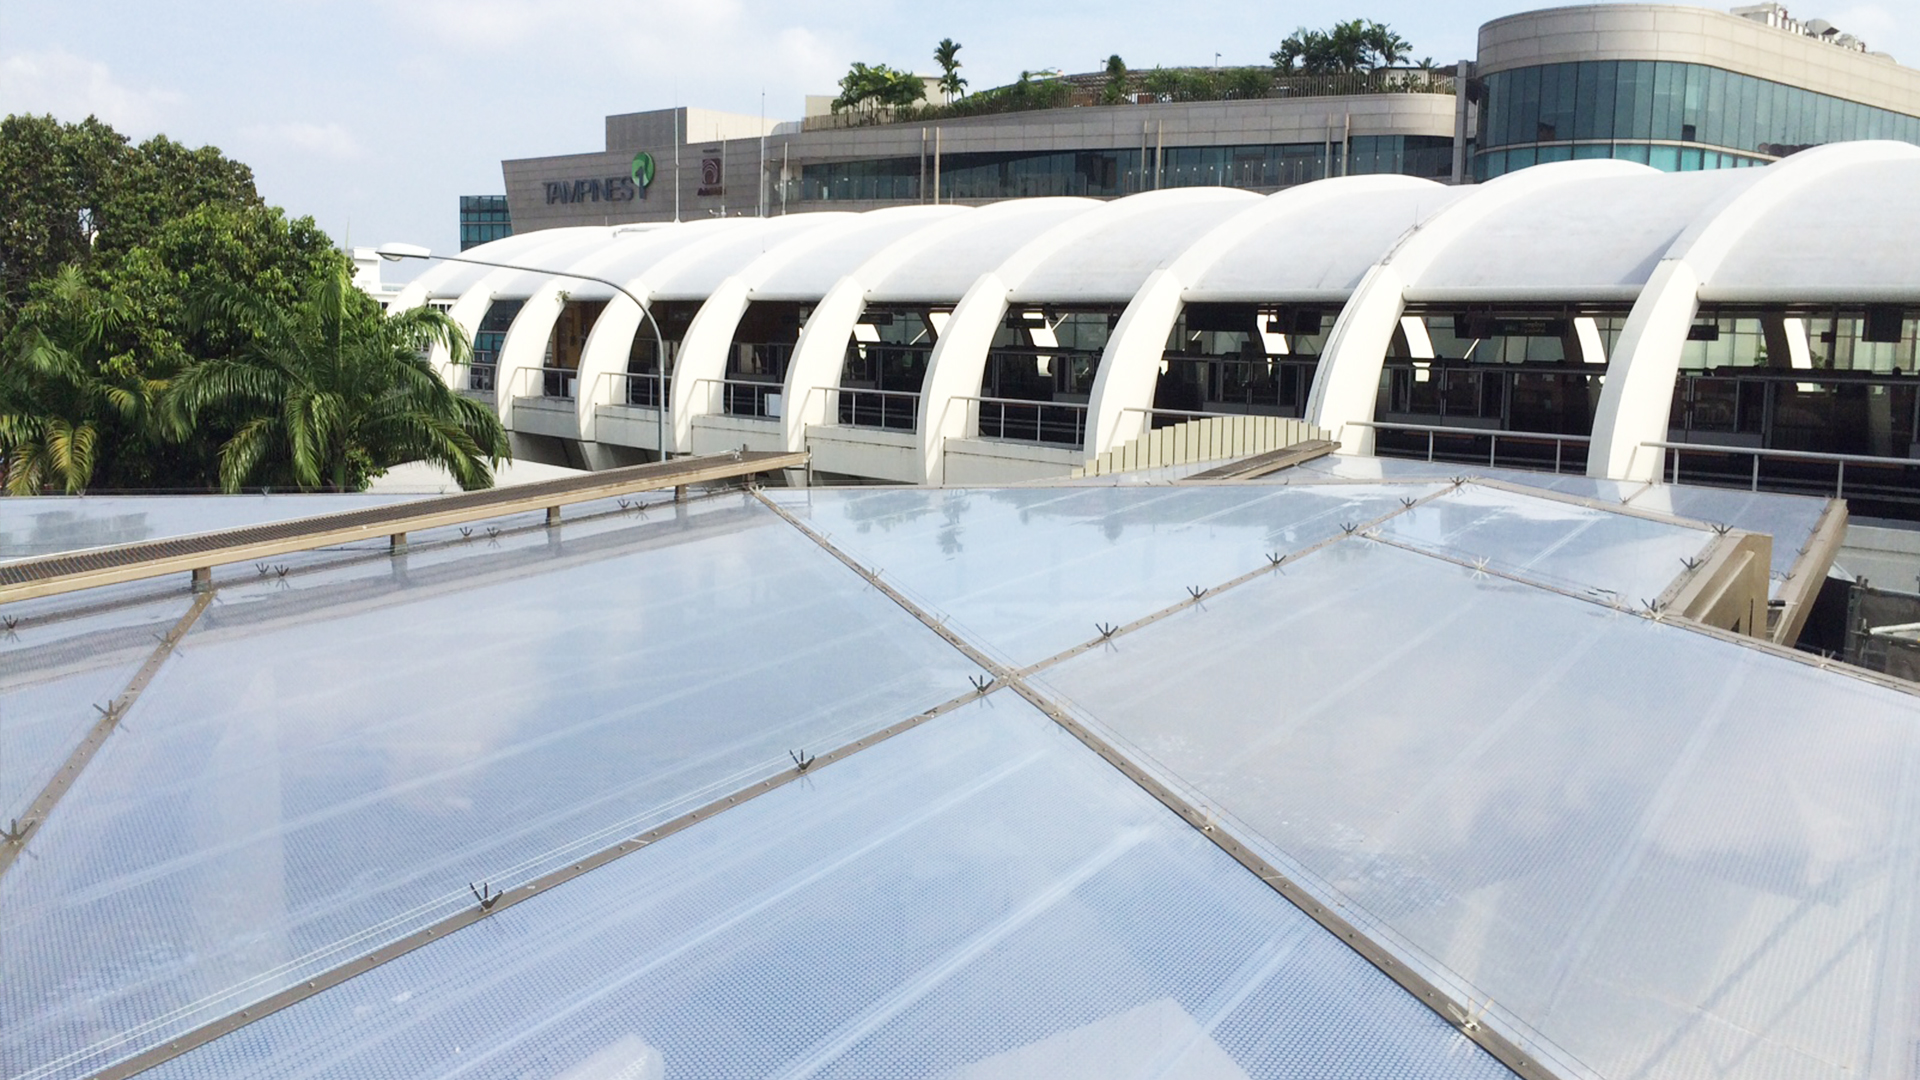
[{"left": 1, "top": 0, "right": 1911, "bottom": 265}]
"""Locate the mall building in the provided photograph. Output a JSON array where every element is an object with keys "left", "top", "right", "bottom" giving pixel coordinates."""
[
  {"left": 494, "top": 2, "right": 1920, "bottom": 228},
  {"left": 398, "top": 3, "right": 1920, "bottom": 516}
]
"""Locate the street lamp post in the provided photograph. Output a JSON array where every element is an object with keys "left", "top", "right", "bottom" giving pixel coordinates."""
[{"left": 375, "top": 245, "right": 673, "bottom": 462}]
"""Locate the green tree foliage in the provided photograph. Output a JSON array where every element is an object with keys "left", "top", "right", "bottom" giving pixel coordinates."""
[
  {"left": 0, "top": 267, "right": 155, "bottom": 493},
  {"left": 934, "top": 39, "right": 966, "bottom": 101},
  {"left": 831, "top": 62, "right": 927, "bottom": 117},
  {"left": 166, "top": 260, "right": 507, "bottom": 492},
  {"left": 1101, "top": 55, "right": 1130, "bottom": 105},
  {"left": 0, "top": 114, "right": 257, "bottom": 336},
  {"left": 0, "top": 114, "right": 504, "bottom": 493},
  {"left": 1272, "top": 19, "right": 1412, "bottom": 73},
  {"left": 1140, "top": 66, "right": 1274, "bottom": 103},
  {"left": 933, "top": 71, "right": 1072, "bottom": 119}
]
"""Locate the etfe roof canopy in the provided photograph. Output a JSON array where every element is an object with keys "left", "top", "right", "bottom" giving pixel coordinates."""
[{"left": 2, "top": 473, "right": 1914, "bottom": 1080}]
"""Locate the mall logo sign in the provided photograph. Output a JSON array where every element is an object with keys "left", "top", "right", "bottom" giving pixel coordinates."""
[{"left": 544, "top": 151, "right": 656, "bottom": 205}]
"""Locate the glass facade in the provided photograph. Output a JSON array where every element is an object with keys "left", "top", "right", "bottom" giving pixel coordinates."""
[
  {"left": 1475, "top": 60, "right": 1920, "bottom": 180},
  {"left": 458, "top": 194, "right": 513, "bottom": 251},
  {"left": 797, "top": 136, "right": 1454, "bottom": 203}
]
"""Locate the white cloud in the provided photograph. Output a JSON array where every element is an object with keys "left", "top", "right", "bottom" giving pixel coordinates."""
[
  {"left": 241, "top": 120, "right": 366, "bottom": 160},
  {"left": 0, "top": 49, "right": 182, "bottom": 132}
]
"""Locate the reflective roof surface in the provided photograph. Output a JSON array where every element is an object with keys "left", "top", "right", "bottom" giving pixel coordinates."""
[{"left": 1, "top": 478, "right": 1908, "bottom": 1080}]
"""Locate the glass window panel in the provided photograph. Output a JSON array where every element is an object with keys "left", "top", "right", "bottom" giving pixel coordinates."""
[
  {"left": 1574, "top": 61, "right": 1603, "bottom": 141},
  {"left": 1552, "top": 61, "right": 1578, "bottom": 139},
  {"left": 1034, "top": 538, "right": 1920, "bottom": 1080},
  {"left": 1515, "top": 64, "right": 1542, "bottom": 146},
  {"left": 1612, "top": 61, "right": 1637, "bottom": 138},
  {"left": 1614, "top": 142, "right": 1650, "bottom": 165},
  {"left": 1651, "top": 62, "right": 1679, "bottom": 141},
  {"left": 762, "top": 485, "right": 1437, "bottom": 667},
  {"left": 1630, "top": 61, "right": 1655, "bottom": 139},
  {"left": 1648, "top": 143, "right": 1680, "bottom": 172},
  {"left": 144, "top": 695, "right": 1516, "bottom": 1080},
  {"left": 1681, "top": 63, "right": 1704, "bottom": 139},
  {"left": 1703, "top": 66, "right": 1728, "bottom": 147},
  {"left": 1533, "top": 63, "right": 1560, "bottom": 141},
  {"left": 0, "top": 497, "right": 986, "bottom": 1079},
  {"left": 1508, "top": 145, "right": 1538, "bottom": 170},
  {"left": 1733, "top": 74, "right": 1757, "bottom": 151}
]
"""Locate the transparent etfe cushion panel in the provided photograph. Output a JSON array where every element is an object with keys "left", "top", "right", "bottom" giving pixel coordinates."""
[
  {"left": 1033, "top": 538, "right": 1920, "bottom": 1080},
  {"left": 0, "top": 596, "right": 192, "bottom": 824},
  {"left": 0, "top": 494, "right": 424, "bottom": 564},
  {"left": 0, "top": 497, "right": 982, "bottom": 1080},
  {"left": 1376, "top": 483, "right": 1715, "bottom": 604},
  {"left": 1627, "top": 484, "right": 1829, "bottom": 590},
  {"left": 766, "top": 484, "right": 1436, "bottom": 667},
  {"left": 144, "top": 695, "right": 1511, "bottom": 1080}
]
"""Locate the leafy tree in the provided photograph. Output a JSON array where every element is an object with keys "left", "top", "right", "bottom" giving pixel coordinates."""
[
  {"left": 1101, "top": 55, "right": 1130, "bottom": 105},
  {"left": 934, "top": 39, "right": 966, "bottom": 101},
  {"left": 166, "top": 260, "right": 507, "bottom": 492},
  {"left": 1271, "top": 19, "right": 1411, "bottom": 74},
  {"left": 1364, "top": 22, "right": 1412, "bottom": 68},
  {"left": 832, "top": 62, "right": 926, "bottom": 118},
  {"left": 1140, "top": 67, "right": 1271, "bottom": 103},
  {"left": 0, "top": 267, "right": 155, "bottom": 493},
  {"left": 0, "top": 114, "right": 258, "bottom": 337}
]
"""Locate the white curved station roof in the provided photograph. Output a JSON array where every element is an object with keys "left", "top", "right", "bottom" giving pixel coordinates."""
[
  {"left": 865, "top": 198, "right": 1100, "bottom": 302},
  {"left": 751, "top": 205, "right": 967, "bottom": 300},
  {"left": 1186, "top": 179, "right": 1467, "bottom": 302},
  {"left": 1705, "top": 156, "right": 1920, "bottom": 301},
  {"left": 1010, "top": 188, "right": 1262, "bottom": 303},
  {"left": 435, "top": 146, "right": 1920, "bottom": 317},
  {"left": 1411, "top": 169, "right": 1762, "bottom": 300}
]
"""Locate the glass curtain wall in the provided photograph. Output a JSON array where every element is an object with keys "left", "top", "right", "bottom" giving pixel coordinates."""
[
  {"left": 622, "top": 301, "right": 700, "bottom": 408},
  {"left": 794, "top": 137, "right": 1452, "bottom": 204},
  {"left": 1475, "top": 60, "right": 1920, "bottom": 180},
  {"left": 539, "top": 300, "right": 607, "bottom": 398},
  {"left": 1373, "top": 307, "right": 1633, "bottom": 471},
  {"left": 975, "top": 306, "right": 1120, "bottom": 445},
  {"left": 458, "top": 195, "right": 512, "bottom": 251},
  {"left": 837, "top": 306, "right": 946, "bottom": 431},
  {"left": 469, "top": 299, "right": 524, "bottom": 393},
  {"left": 1153, "top": 303, "right": 1329, "bottom": 421},
  {"left": 1666, "top": 307, "right": 1920, "bottom": 511},
  {"left": 723, "top": 301, "right": 811, "bottom": 419}
]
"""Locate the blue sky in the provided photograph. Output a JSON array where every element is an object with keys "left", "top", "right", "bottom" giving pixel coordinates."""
[{"left": 1, "top": 1, "right": 1910, "bottom": 262}]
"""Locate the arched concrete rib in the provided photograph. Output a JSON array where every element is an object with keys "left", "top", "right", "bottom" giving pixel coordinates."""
[
  {"left": 917, "top": 188, "right": 1256, "bottom": 483},
  {"left": 1587, "top": 140, "right": 1920, "bottom": 481},
  {"left": 780, "top": 200, "right": 1096, "bottom": 454},
  {"left": 1305, "top": 159, "right": 1654, "bottom": 454},
  {"left": 1084, "top": 175, "right": 1444, "bottom": 458}
]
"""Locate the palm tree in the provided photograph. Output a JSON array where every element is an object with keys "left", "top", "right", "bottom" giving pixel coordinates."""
[
  {"left": 0, "top": 267, "right": 156, "bottom": 494},
  {"left": 934, "top": 38, "right": 966, "bottom": 101},
  {"left": 166, "top": 259, "right": 508, "bottom": 492}
]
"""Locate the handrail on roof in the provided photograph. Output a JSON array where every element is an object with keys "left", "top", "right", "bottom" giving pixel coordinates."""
[{"left": 0, "top": 450, "right": 808, "bottom": 606}]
